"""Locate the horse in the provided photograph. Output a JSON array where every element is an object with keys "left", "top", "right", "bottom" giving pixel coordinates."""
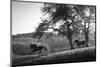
[
  {"left": 74, "top": 40, "right": 86, "bottom": 48},
  {"left": 30, "top": 44, "right": 37, "bottom": 48},
  {"left": 32, "top": 46, "right": 47, "bottom": 53},
  {"left": 30, "top": 43, "right": 47, "bottom": 54}
]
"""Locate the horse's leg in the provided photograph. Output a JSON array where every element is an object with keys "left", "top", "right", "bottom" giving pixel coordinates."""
[
  {"left": 82, "top": 43, "right": 85, "bottom": 47},
  {"left": 32, "top": 49, "right": 36, "bottom": 54},
  {"left": 39, "top": 49, "right": 41, "bottom": 53},
  {"left": 84, "top": 42, "right": 88, "bottom": 47},
  {"left": 82, "top": 42, "right": 85, "bottom": 47},
  {"left": 40, "top": 48, "right": 43, "bottom": 54},
  {"left": 32, "top": 49, "right": 33, "bottom": 54},
  {"left": 44, "top": 47, "right": 47, "bottom": 51},
  {"left": 75, "top": 43, "right": 78, "bottom": 48},
  {"left": 78, "top": 46, "right": 80, "bottom": 48},
  {"left": 78, "top": 44, "right": 82, "bottom": 48},
  {"left": 81, "top": 42, "right": 84, "bottom": 47},
  {"left": 76, "top": 44, "right": 79, "bottom": 48}
]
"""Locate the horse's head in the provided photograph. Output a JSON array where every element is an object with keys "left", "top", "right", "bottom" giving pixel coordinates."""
[
  {"left": 30, "top": 44, "right": 37, "bottom": 49},
  {"left": 74, "top": 40, "right": 79, "bottom": 43}
]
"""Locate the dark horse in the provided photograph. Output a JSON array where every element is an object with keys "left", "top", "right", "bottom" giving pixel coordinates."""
[
  {"left": 74, "top": 40, "right": 86, "bottom": 48},
  {"left": 30, "top": 44, "right": 47, "bottom": 54}
]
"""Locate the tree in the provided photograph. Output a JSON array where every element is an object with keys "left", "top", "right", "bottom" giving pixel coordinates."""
[
  {"left": 74, "top": 5, "right": 96, "bottom": 47},
  {"left": 32, "top": 19, "right": 50, "bottom": 41},
  {"left": 41, "top": 4, "right": 79, "bottom": 49},
  {"left": 33, "top": 3, "right": 96, "bottom": 49}
]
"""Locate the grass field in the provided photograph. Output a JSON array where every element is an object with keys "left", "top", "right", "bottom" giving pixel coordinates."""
[
  {"left": 12, "top": 46, "right": 96, "bottom": 67},
  {"left": 12, "top": 35, "right": 71, "bottom": 55},
  {"left": 11, "top": 33, "right": 96, "bottom": 66}
]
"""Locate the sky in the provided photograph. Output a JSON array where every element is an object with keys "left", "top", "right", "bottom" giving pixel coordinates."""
[
  {"left": 12, "top": 1, "right": 95, "bottom": 35},
  {"left": 12, "top": 1, "right": 44, "bottom": 35}
]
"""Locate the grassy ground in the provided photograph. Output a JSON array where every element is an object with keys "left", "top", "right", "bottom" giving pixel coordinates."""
[
  {"left": 12, "top": 36, "right": 70, "bottom": 55},
  {"left": 12, "top": 36, "right": 95, "bottom": 55},
  {"left": 12, "top": 46, "right": 96, "bottom": 67},
  {"left": 12, "top": 33, "right": 96, "bottom": 67}
]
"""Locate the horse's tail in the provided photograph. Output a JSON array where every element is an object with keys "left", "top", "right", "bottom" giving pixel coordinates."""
[{"left": 84, "top": 42, "right": 88, "bottom": 47}]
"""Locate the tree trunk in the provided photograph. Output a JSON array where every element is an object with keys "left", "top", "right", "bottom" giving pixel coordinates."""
[
  {"left": 68, "top": 36, "right": 74, "bottom": 49},
  {"left": 85, "top": 31, "right": 89, "bottom": 47},
  {"left": 67, "top": 29, "right": 74, "bottom": 49},
  {"left": 84, "top": 21, "right": 89, "bottom": 47},
  {"left": 49, "top": 25, "right": 74, "bottom": 49}
]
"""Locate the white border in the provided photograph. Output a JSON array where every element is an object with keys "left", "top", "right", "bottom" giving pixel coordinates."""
[{"left": 0, "top": 0, "right": 100, "bottom": 67}]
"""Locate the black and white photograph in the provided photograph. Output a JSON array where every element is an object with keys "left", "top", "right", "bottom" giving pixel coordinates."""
[{"left": 11, "top": 0, "right": 96, "bottom": 67}]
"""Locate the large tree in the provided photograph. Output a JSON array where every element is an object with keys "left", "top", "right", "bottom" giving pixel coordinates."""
[
  {"left": 42, "top": 4, "right": 79, "bottom": 49},
  {"left": 33, "top": 3, "right": 96, "bottom": 49}
]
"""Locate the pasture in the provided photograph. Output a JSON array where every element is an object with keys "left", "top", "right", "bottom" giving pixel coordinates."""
[
  {"left": 11, "top": 33, "right": 96, "bottom": 66},
  {"left": 12, "top": 46, "right": 96, "bottom": 66}
]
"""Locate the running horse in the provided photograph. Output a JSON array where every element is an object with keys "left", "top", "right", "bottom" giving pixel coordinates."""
[
  {"left": 74, "top": 40, "right": 86, "bottom": 48},
  {"left": 30, "top": 43, "right": 47, "bottom": 54}
]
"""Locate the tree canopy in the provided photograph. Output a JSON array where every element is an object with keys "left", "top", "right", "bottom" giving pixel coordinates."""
[{"left": 33, "top": 3, "right": 96, "bottom": 49}]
